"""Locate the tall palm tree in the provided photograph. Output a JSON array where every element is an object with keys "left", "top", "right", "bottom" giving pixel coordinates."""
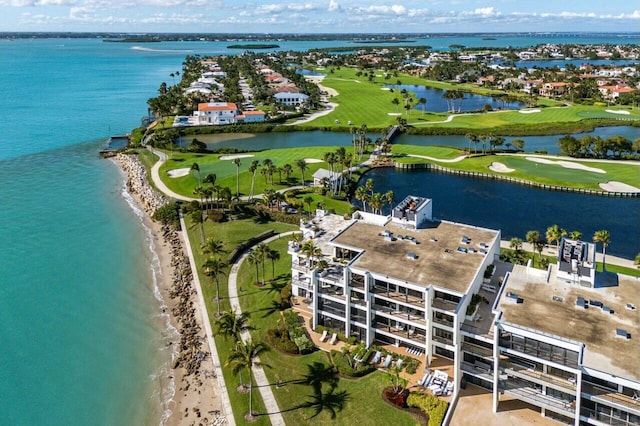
[
  {"left": 247, "top": 251, "right": 260, "bottom": 285},
  {"left": 203, "top": 257, "right": 227, "bottom": 316},
  {"left": 282, "top": 163, "right": 293, "bottom": 183},
  {"left": 545, "top": 224, "right": 566, "bottom": 252},
  {"left": 203, "top": 173, "right": 217, "bottom": 187},
  {"left": 214, "top": 310, "right": 252, "bottom": 342},
  {"left": 391, "top": 97, "right": 400, "bottom": 114},
  {"left": 190, "top": 162, "right": 201, "bottom": 185},
  {"left": 232, "top": 158, "right": 242, "bottom": 198},
  {"left": 296, "top": 159, "right": 308, "bottom": 186},
  {"left": 225, "top": 341, "right": 269, "bottom": 418},
  {"left": 355, "top": 186, "right": 368, "bottom": 212},
  {"left": 383, "top": 190, "right": 395, "bottom": 215},
  {"left": 569, "top": 230, "right": 582, "bottom": 240},
  {"left": 510, "top": 237, "right": 523, "bottom": 252},
  {"left": 248, "top": 160, "right": 259, "bottom": 201},
  {"left": 202, "top": 237, "right": 225, "bottom": 257},
  {"left": 255, "top": 243, "right": 268, "bottom": 285},
  {"left": 370, "top": 192, "right": 383, "bottom": 215},
  {"left": 418, "top": 97, "right": 427, "bottom": 116},
  {"left": 303, "top": 195, "right": 314, "bottom": 215},
  {"left": 465, "top": 133, "right": 479, "bottom": 155},
  {"left": 526, "top": 230, "right": 543, "bottom": 265},
  {"left": 593, "top": 230, "right": 611, "bottom": 271},
  {"left": 190, "top": 206, "right": 206, "bottom": 246},
  {"left": 266, "top": 247, "right": 281, "bottom": 280}
]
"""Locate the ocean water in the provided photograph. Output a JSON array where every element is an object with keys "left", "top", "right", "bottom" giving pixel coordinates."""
[
  {"left": 0, "top": 39, "right": 186, "bottom": 426},
  {"left": 0, "top": 34, "right": 638, "bottom": 425}
]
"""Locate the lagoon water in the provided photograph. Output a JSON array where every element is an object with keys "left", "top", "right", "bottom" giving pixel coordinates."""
[{"left": 0, "top": 35, "right": 638, "bottom": 425}]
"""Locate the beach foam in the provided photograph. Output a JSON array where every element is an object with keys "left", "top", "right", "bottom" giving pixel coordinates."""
[{"left": 167, "top": 168, "right": 190, "bottom": 178}]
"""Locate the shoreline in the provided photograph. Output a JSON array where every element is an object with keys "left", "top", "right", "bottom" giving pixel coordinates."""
[{"left": 114, "top": 153, "right": 225, "bottom": 426}]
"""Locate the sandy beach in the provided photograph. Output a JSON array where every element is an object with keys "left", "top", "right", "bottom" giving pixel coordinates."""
[{"left": 114, "top": 153, "right": 225, "bottom": 426}]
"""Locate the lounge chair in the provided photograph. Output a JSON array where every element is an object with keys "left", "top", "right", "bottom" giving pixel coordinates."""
[
  {"left": 329, "top": 333, "right": 338, "bottom": 345},
  {"left": 319, "top": 330, "right": 328, "bottom": 342},
  {"left": 382, "top": 354, "right": 392, "bottom": 368},
  {"left": 371, "top": 351, "right": 382, "bottom": 364},
  {"left": 418, "top": 373, "right": 429, "bottom": 386},
  {"left": 396, "top": 359, "right": 403, "bottom": 369}
]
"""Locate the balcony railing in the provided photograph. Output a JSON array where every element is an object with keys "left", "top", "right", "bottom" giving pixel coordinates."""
[
  {"left": 503, "top": 363, "right": 576, "bottom": 394},
  {"left": 292, "top": 262, "right": 312, "bottom": 273},
  {"left": 462, "top": 342, "right": 493, "bottom": 359},
  {"left": 292, "top": 278, "right": 313, "bottom": 290},
  {"left": 580, "top": 407, "right": 635, "bottom": 426},
  {"left": 373, "top": 305, "right": 426, "bottom": 325},
  {"left": 433, "top": 315, "right": 454, "bottom": 328},
  {"left": 432, "top": 298, "right": 459, "bottom": 312},
  {"left": 372, "top": 287, "right": 425, "bottom": 308},
  {"left": 374, "top": 322, "right": 427, "bottom": 343},
  {"left": 432, "top": 334, "right": 454, "bottom": 346},
  {"left": 582, "top": 383, "right": 640, "bottom": 414},
  {"left": 349, "top": 277, "right": 365, "bottom": 289},
  {"left": 318, "top": 304, "right": 346, "bottom": 318},
  {"left": 503, "top": 379, "right": 576, "bottom": 417}
]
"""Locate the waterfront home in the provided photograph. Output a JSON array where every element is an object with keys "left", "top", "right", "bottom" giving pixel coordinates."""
[
  {"left": 274, "top": 92, "right": 309, "bottom": 107},
  {"left": 235, "top": 110, "right": 266, "bottom": 123},
  {"left": 289, "top": 197, "right": 640, "bottom": 425},
  {"left": 598, "top": 85, "right": 636, "bottom": 101},
  {"left": 195, "top": 102, "right": 239, "bottom": 125},
  {"left": 312, "top": 168, "right": 343, "bottom": 188},
  {"left": 540, "top": 82, "right": 568, "bottom": 98}
]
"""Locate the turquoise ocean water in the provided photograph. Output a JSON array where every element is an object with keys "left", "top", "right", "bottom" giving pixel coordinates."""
[{"left": 0, "top": 34, "right": 637, "bottom": 425}]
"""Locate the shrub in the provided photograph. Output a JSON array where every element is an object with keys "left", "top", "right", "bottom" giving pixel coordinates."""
[
  {"left": 407, "top": 392, "right": 449, "bottom": 426},
  {"left": 152, "top": 202, "right": 180, "bottom": 226},
  {"left": 282, "top": 310, "right": 314, "bottom": 354},
  {"left": 265, "top": 326, "right": 299, "bottom": 354},
  {"left": 330, "top": 350, "right": 376, "bottom": 377}
]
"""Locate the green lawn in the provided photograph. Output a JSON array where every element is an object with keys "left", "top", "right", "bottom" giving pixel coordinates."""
[
  {"left": 294, "top": 67, "right": 638, "bottom": 131},
  {"left": 391, "top": 145, "right": 463, "bottom": 160},
  {"left": 159, "top": 146, "right": 348, "bottom": 198},
  {"left": 392, "top": 150, "right": 640, "bottom": 190},
  {"left": 184, "top": 217, "right": 297, "bottom": 425},
  {"left": 287, "top": 190, "right": 353, "bottom": 215},
  {"left": 233, "top": 238, "right": 419, "bottom": 425}
]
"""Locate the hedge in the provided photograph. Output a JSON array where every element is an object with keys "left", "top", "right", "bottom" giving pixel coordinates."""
[
  {"left": 330, "top": 350, "right": 376, "bottom": 377},
  {"left": 406, "top": 392, "right": 448, "bottom": 426},
  {"left": 283, "top": 310, "right": 314, "bottom": 354}
]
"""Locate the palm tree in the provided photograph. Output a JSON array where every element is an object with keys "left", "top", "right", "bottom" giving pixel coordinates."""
[
  {"left": 370, "top": 192, "right": 383, "bottom": 215},
  {"left": 634, "top": 253, "right": 640, "bottom": 269},
  {"left": 465, "top": 133, "right": 479, "bottom": 155},
  {"left": 203, "top": 173, "right": 217, "bottom": 187},
  {"left": 232, "top": 158, "right": 241, "bottom": 198},
  {"left": 225, "top": 341, "right": 269, "bottom": 418},
  {"left": 202, "top": 237, "right": 225, "bottom": 257},
  {"left": 255, "top": 243, "right": 268, "bottom": 285},
  {"left": 248, "top": 160, "right": 259, "bottom": 201},
  {"left": 247, "top": 251, "right": 260, "bottom": 285},
  {"left": 266, "top": 247, "right": 281, "bottom": 280},
  {"left": 214, "top": 310, "right": 252, "bottom": 342},
  {"left": 282, "top": 163, "right": 293, "bottom": 183},
  {"left": 593, "top": 230, "right": 611, "bottom": 271},
  {"left": 545, "top": 224, "right": 566, "bottom": 252},
  {"left": 203, "top": 257, "right": 227, "bottom": 316},
  {"left": 303, "top": 195, "right": 314, "bottom": 214},
  {"left": 296, "top": 159, "right": 308, "bottom": 186},
  {"left": 418, "top": 97, "right": 427, "bottom": 116},
  {"left": 510, "top": 237, "right": 523, "bottom": 252},
  {"left": 391, "top": 97, "right": 400, "bottom": 114},
  {"left": 383, "top": 190, "right": 395, "bottom": 215},
  {"left": 526, "top": 230, "right": 543, "bottom": 265},
  {"left": 190, "top": 162, "right": 201, "bottom": 185},
  {"left": 569, "top": 230, "right": 583, "bottom": 240},
  {"left": 190, "top": 206, "right": 206, "bottom": 246},
  {"left": 355, "top": 186, "right": 368, "bottom": 212}
]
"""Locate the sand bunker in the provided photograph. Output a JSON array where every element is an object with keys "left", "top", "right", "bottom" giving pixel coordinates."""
[
  {"left": 605, "top": 109, "right": 631, "bottom": 115},
  {"left": 303, "top": 158, "right": 323, "bottom": 164},
  {"left": 167, "top": 168, "right": 191, "bottom": 178},
  {"left": 387, "top": 112, "right": 402, "bottom": 116},
  {"left": 489, "top": 162, "right": 515, "bottom": 173},
  {"left": 381, "top": 87, "right": 391, "bottom": 91},
  {"left": 218, "top": 154, "right": 255, "bottom": 161},
  {"left": 519, "top": 109, "right": 541, "bottom": 114},
  {"left": 599, "top": 181, "right": 640, "bottom": 193},
  {"left": 525, "top": 157, "right": 606, "bottom": 173}
]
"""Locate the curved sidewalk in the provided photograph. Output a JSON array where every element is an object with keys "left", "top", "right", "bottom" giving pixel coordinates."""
[{"left": 227, "top": 231, "right": 299, "bottom": 426}]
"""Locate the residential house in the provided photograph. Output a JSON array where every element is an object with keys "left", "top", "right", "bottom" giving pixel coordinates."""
[{"left": 274, "top": 92, "right": 309, "bottom": 107}]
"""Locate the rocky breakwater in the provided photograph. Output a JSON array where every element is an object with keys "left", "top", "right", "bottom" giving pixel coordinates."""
[{"left": 114, "top": 153, "right": 218, "bottom": 425}]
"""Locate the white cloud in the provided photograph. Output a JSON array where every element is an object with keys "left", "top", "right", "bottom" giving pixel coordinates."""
[{"left": 328, "top": 0, "right": 340, "bottom": 13}]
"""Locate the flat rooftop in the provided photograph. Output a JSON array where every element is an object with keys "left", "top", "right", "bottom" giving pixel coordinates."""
[
  {"left": 331, "top": 219, "right": 499, "bottom": 294},
  {"left": 497, "top": 266, "right": 640, "bottom": 381}
]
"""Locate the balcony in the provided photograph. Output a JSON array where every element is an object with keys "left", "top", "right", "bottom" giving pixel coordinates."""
[
  {"left": 372, "top": 286, "right": 425, "bottom": 308},
  {"left": 317, "top": 304, "right": 346, "bottom": 318},
  {"left": 462, "top": 360, "right": 494, "bottom": 381},
  {"left": 349, "top": 295, "right": 367, "bottom": 307},
  {"left": 292, "top": 261, "right": 312, "bottom": 273},
  {"left": 318, "top": 265, "right": 345, "bottom": 285},
  {"left": 292, "top": 277, "right": 313, "bottom": 291},
  {"left": 503, "top": 378, "right": 576, "bottom": 418},
  {"left": 580, "top": 407, "right": 638, "bottom": 425},
  {"left": 349, "top": 276, "right": 365, "bottom": 290},
  {"left": 374, "top": 322, "right": 427, "bottom": 345},
  {"left": 432, "top": 298, "right": 459, "bottom": 312},
  {"left": 432, "top": 334, "right": 454, "bottom": 346},
  {"left": 582, "top": 383, "right": 640, "bottom": 415},
  {"left": 503, "top": 362, "right": 577, "bottom": 394},
  {"left": 373, "top": 304, "right": 426, "bottom": 326},
  {"left": 318, "top": 284, "right": 346, "bottom": 301},
  {"left": 433, "top": 314, "right": 454, "bottom": 328},
  {"left": 462, "top": 342, "right": 493, "bottom": 359}
]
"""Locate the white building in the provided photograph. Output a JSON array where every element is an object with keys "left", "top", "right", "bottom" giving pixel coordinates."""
[
  {"left": 195, "top": 102, "right": 239, "bottom": 125},
  {"left": 274, "top": 92, "right": 309, "bottom": 107},
  {"left": 312, "top": 168, "right": 343, "bottom": 188}
]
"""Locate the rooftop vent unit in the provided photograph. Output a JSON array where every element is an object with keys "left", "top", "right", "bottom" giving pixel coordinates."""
[
  {"left": 505, "top": 292, "right": 523, "bottom": 304},
  {"left": 407, "top": 252, "right": 418, "bottom": 260},
  {"left": 615, "top": 328, "right": 631, "bottom": 340},
  {"left": 576, "top": 296, "right": 588, "bottom": 309},
  {"left": 626, "top": 303, "right": 636, "bottom": 311}
]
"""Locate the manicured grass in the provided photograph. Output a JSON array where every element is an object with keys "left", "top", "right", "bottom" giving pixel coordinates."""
[
  {"left": 233, "top": 239, "right": 418, "bottom": 425},
  {"left": 295, "top": 67, "right": 638, "bottom": 131},
  {"left": 184, "top": 216, "right": 297, "bottom": 425},
  {"left": 596, "top": 262, "right": 640, "bottom": 278},
  {"left": 392, "top": 150, "right": 640, "bottom": 191},
  {"left": 287, "top": 190, "right": 353, "bottom": 216},
  {"left": 391, "top": 145, "right": 463, "bottom": 160},
  {"left": 159, "top": 146, "right": 348, "bottom": 198}
]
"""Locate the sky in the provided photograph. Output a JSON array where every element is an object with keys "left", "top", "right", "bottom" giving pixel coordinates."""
[{"left": 0, "top": 0, "right": 638, "bottom": 33}]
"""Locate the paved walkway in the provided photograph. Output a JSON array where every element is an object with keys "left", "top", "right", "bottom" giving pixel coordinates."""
[
  {"left": 179, "top": 214, "right": 236, "bottom": 426},
  {"left": 227, "top": 231, "right": 299, "bottom": 426}
]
